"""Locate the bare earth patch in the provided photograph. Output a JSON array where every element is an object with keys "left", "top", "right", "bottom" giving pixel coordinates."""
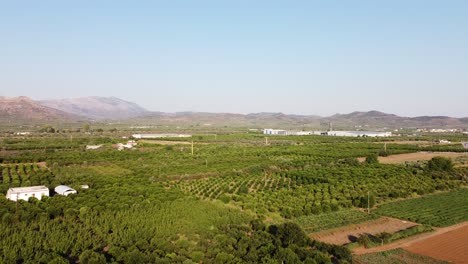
[
  {"left": 358, "top": 152, "right": 468, "bottom": 164},
  {"left": 310, "top": 217, "right": 417, "bottom": 245},
  {"left": 37, "top": 161, "right": 47, "bottom": 168},
  {"left": 404, "top": 224, "right": 468, "bottom": 264}
]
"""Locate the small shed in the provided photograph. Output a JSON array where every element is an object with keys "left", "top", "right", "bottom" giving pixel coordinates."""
[
  {"left": 6, "top": 186, "right": 49, "bottom": 201},
  {"left": 54, "top": 185, "right": 77, "bottom": 196}
]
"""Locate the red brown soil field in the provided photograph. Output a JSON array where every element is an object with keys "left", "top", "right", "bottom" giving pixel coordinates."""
[
  {"left": 310, "top": 217, "right": 417, "bottom": 245},
  {"left": 404, "top": 224, "right": 468, "bottom": 264}
]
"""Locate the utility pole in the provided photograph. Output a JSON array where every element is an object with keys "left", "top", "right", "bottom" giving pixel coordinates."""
[
  {"left": 265, "top": 137, "right": 268, "bottom": 145},
  {"left": 15, "top": 195, "right": 19, "bottom": 223},
  {"left": 191, "top": 141, "right": 194, "bottom": 155},
  {"left": 384, "top": 142, "right": 387, "bottom": 152}
]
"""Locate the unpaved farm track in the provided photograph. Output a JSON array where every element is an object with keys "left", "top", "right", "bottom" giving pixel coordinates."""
[{"left": 354, "top": 221, "right": 468, "bottom": 263}]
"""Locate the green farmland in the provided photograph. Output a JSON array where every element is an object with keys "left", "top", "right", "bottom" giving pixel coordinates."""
[
  {"left": 0, "top": 132, "right": 466, "bottom": 263},
  {"left": 375, "top": 188, "right": 468, "bottom": 227}
]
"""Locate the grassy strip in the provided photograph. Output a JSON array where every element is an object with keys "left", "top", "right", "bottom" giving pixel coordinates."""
[{"left": 355, "top": 248, "right": 448, "bottom": 264}]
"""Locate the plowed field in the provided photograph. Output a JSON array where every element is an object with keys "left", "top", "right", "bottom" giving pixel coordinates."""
[{"left": 404, "top": 224, "right": 468, "bottom": 264}]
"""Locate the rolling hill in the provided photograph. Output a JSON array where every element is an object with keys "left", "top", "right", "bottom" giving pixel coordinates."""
[
  {"left": 39, "top": 96, "right": 149, "bottom": 120},
  {"left": 325, "top": 111, "right": 467, "bottom": 130},
  {"left": 1, "top": 96, "right": 466, "bottom": 129},
  {"left": 0, "top": 96, "right": 81, "bottom": 124}
]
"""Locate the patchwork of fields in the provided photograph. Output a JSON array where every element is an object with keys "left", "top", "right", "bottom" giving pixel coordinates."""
[{"left": 0, "top": 132, "right": 466, "bottom": 263}]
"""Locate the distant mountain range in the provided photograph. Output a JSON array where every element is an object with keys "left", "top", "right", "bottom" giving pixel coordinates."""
[
  {"left": 40, "top": 96, "right": 148, "bottom": 120},
  {"left": 0, "top": 96, "right": 79, "bottom": 124},
  {"left": 0, "top": 96, "right": 467, "bottom": 129}
]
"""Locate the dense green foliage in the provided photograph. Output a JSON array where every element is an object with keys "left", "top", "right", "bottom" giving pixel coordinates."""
[
  {"left": 0, "top": 132, "right": 466, "bottom": 263},
  {"left": 375, "top": 188, "right": 468, "bottom": 227},
  {"left": 426, "top": 156, "right": 454, "bottom": 172},
  {"left": 174, "top": 162, "right": 462, "bottom": 219}
]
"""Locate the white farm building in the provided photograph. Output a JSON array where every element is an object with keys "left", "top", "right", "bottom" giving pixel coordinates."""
[
  {"left": 263, "top": 128, "right": 392, "bottom": 137},
  {"left": 132, "top": 134, "right": 192, "bottom": 139},
  {"left": 6, "top": 186, "right": 49, "bottom": 201},
  {"left": 54, "top": 185, "right": 77, "bottom": 196},
  {"left": 326, "top": 131, "right": 392, "bottom": 137}
]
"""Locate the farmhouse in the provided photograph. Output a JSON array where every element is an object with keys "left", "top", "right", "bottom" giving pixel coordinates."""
[
  {"left": 54, "top": 185, "right": 77, "bottom": 196},
  {"left": 86, "top": 145, "right": 102, "bottom": 150},
  {"left": 114, "top": 140, "right": 138, "bottom": 151},
  {"left": 6, "top": 186, "right": 49, "bottom": 201}
]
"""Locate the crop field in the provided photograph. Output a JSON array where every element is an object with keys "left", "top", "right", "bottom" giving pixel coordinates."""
[
  {"left": 404, "top": 224, "right": 468, "bottom": 264},
  {"left": 294, "top": 209, "right": 378, "bottom": 233},
  {"left": 172, "top": 162, "right": 462, "bottom": 219},
  {"left": 375, "top": 188, "right": 468, "bottom": 227},
  {"left": 0, "top": 132, "right": 466, "bottom": 263},
  {"left": 0, "top": 163, "right": 53, "bottom": 193},
  {"left": 355, "top": 248, "right": 448, "bottom": 264}
]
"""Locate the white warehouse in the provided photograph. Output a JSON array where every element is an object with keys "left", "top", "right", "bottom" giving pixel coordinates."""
[
  {"left": 263, "top": 129, "right": 322, "bottom": 136},
  {"left": 263, "top": 129, "right": 392, "bottom": 137},
  {"left": 326, "top": 131, "right": 392, "bottom": 137},
  {"left": 132, "top": 134, "right": 192, "bottom": 139},
  {"left": 263, "top": 129, "right": 288, "bottom": 135},
  {"left": 6, "top": 186, "right": 49, "bottom": 201}
]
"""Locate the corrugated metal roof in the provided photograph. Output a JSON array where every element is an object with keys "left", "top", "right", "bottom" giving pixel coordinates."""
[
  {"left": 8, "top": 186, "right": 49, "bottom": 193},
  {"left": 54, "top": 185, "right": 76, "bottom": 194}
]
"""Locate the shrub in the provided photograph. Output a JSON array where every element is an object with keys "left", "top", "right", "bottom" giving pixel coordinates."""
[{"left": 365, "top": 154, "right": 379, "bottom": 164}]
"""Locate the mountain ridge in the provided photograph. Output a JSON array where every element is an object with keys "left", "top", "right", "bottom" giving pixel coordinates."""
[
  {"left": 0, "top": 96, "right": 82, "bottom": 123},
  {"left": 1, "top": 96, "right": 466, "bottom": 129},
  {"left": 39, "top": 96, "right": 149, "bottom": 120}
]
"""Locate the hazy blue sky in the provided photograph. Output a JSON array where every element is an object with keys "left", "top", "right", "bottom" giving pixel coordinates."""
[{"left": 1, "top": 1, "right": 467, "bottom": 117}]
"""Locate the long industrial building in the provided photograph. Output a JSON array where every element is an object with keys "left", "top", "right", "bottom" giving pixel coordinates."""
[{"left": 263, "top": 129, "right": 391, "bottom": 137}]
